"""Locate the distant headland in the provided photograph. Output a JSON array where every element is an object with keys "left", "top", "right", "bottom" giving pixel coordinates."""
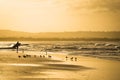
[{"left": 0, "top": 30, "right": 120, "bottom": 41}]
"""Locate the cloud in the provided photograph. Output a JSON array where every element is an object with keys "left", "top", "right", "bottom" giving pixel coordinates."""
[
  {"left": 1, "top": 0, "right": 120, "bottom": 13},
  {"left": 92, "top": 0, "right": 120, "bottom": 12},
  {"left": 66, "top": 0, "right": 120, "bottom": 13}
]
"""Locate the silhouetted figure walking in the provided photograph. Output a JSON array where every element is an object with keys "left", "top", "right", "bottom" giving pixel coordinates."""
[{"left": 13, "top": 41, "right": 21, "bottom": 53}]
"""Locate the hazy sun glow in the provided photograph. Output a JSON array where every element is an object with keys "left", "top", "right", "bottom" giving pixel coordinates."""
[{"left": 0, "top": 0, "right": 120, "bottom": 32}]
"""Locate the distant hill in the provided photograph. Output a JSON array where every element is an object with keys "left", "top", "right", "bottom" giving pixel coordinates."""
[{"left": 0, "top": 30, "right": 120, "bottom": 41}]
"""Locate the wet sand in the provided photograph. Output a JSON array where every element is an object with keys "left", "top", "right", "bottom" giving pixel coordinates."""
[{"left": 0, "top": 51, "right": 120, "bottom": 80}]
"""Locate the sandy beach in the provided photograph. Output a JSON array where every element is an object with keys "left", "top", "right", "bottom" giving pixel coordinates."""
[
  {"left": 0, "top": 0, "right": 120, "bottom": 79},
  {"left": 0, "top": 51, "right": 120, "bottom": 80}
]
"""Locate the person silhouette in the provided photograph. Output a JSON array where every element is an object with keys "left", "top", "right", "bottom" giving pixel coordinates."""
[{"left": 13, "top": 41, "right": 21, "bottom": 53}]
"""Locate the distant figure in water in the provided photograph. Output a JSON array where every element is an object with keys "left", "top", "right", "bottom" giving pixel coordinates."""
[
  {"left": 71, "top": 57, "right": 73, "bottom": 61},
  {"left": 75, "top": 57, "right": 77, "bottom": 61}
]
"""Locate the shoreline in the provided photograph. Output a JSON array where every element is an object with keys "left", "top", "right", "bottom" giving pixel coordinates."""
[
  {"left": 0, "top": 51, "right": 120, "bottom": 80},
  {"left": 69, "top": 53, "right": 120, "bottom": 61},
  {"left": 0, "top": 51, "right": 90, "bottom": 79}
]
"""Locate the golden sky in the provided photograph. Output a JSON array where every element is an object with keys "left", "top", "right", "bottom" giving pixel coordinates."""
[{"left": 0, "top": 0, "right": 120, "bottom": 32}]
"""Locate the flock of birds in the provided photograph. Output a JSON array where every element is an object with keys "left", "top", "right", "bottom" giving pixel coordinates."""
[
  {"left": 18, "top": 54, "right": 52, "bottom": 59},
  {"left": 17, "top": 53, "right": 78, "bottom": 62}
]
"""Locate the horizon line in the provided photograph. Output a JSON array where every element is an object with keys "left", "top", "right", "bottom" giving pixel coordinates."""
[{"left": 1, "top": 29, "right": 120, "bottom": 33}]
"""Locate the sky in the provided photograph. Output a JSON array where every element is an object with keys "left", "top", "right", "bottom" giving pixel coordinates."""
[{"left": 0, "top": 0, "right": 120, "bottom": 32}]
